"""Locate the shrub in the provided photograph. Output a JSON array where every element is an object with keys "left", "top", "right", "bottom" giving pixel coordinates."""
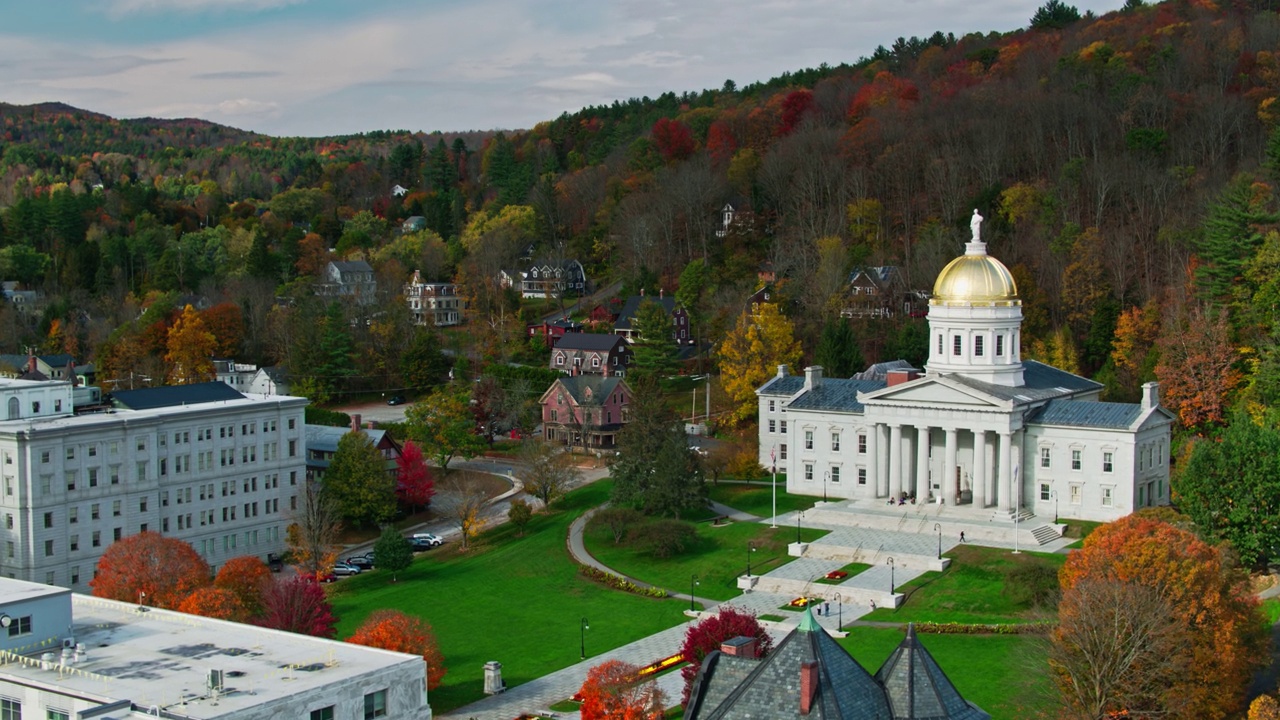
[
  {"left": 1005, "top": 563, "right": 1061, "bottom": 608},
  {"left": 630, "top": 519, "right": 699, "bottom": 559},
  {"left": 578, "top": 565, "right": 669, "bottom": 598},
  {"left": 592, "top": 506, "right": 644, "bottom": 544}
]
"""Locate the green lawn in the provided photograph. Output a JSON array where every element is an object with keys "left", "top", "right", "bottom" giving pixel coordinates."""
[
  {"left": 839, "top": 627, "right": 1054, "bottom": 720},
  {"left": 1263, "top": 597, "right": 1280, "bottom": 625},
  {"left": 584, "top": 518, "right": 827, "bottom": 601},
  {"left": 706, "top": 482, "right": 818, "bottom": 518},
  {"left": 327, "top": 481, "right": 688, "bottom": 713},
  {"left": 862, "top": 545, "right": 1065, "bottom": 624}
]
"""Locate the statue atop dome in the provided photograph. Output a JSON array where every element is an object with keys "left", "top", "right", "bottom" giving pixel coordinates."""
[{"left": 970, "top": 208, "right": 983, "bottom": 242}]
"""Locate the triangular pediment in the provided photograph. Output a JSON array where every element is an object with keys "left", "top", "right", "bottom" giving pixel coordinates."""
[
  {"left": 1134, "top": 406, "right": 1177, "bottom": 431},
  {"left": 862, "top": 377, "right": 1008, "bottom": 409}
]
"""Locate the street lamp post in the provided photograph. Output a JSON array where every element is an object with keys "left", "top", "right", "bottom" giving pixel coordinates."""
[
  {"left": 1050, "top": 489, "right": 1059, "bottom": 523},
  {"left": 834, "top": 593, "right": 843, "bottom": 630},
  {"left": 746, "top": 543, "right": 757, "bottom": 577},
  {"left": 796, "top": 511, "right": 805, "bottom": 544},
  {"left": 934, "top": 523, "right": 942, "bottom": 560},
  {"left": 690, "top": 575, "right": 700, "bottom": 613},
  {"left": 580, "top": 617, "right": 589, "bottom": 660},
  {"left": 823, "top": 471, "right": 829, "bottom": 502},
  {"left": 887, "top": 557, "right": 895, "bottom": 594}
]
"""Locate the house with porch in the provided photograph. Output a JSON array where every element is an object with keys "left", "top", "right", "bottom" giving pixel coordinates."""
[
  {"left": 539, "top": 375, "right": 632, "bottom": 449},
  {"left": 614, "top": 294, "right": 691, "bottom": 345},
  {"left": 550, "top": 333, "right": 631, "bottom": 376},
  {"left": 404, "top": 270, "right": 464, "bottom": 327},
  {"left": 840, "top": 265, "right": 926, "bottom": 319},
  {"left": 318, "top": 260, "right": 377, "bottom": 304}
]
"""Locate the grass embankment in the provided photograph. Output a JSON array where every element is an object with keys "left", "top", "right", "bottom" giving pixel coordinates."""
[
  {"left": 839, "top": 627, "right": 1053, "bottom": 720},
  {"left": 327, "top": 480, "right": 688, "bottom": 713},
  {"left": 334, "top": 471, "right": 510, "bottom": 546},
  {"left": 863, "top": 545, "right": 1066, "bottom": 624},
  {"left": 585, "top": 519, "right": 827, "bottom": 601},
  {"left": 705, "top": 482, "right": 817, "bottom": 518}
]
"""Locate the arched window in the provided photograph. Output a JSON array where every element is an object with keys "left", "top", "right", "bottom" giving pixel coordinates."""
[{"left": 6, "top": 397, "right": 17, "bottom": 420}]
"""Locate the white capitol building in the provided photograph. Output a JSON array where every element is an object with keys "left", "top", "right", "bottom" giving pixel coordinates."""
[{"left": 758, "top": 212, "right": 1174, "bottom": 524}]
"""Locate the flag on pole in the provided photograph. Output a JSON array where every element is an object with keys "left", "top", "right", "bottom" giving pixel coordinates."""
[{"left": 770, "top": 446, "right": 776, "bottom": 473}]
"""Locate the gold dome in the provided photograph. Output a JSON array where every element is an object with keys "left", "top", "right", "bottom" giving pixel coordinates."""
[{"left": 931, "top": 244, "right": 1018, "bottom": 303}]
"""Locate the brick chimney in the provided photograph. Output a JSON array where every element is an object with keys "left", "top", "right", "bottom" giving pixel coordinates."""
[
  {"left": 1142, "top": 382, "right": 1160, "bottom": 411},
  {"left": 719, "top": 636, "right": 759, "bottom": 659},
  {"left": 800, "top": 661, "right": 819, "bottom": 715},
  {"left": 365, "top": 421, "right": 374, "bottom": 430},
  {"left": 350, "top": 414, "right": 361, "bottom": 432},
  {"left": 886, "top": 368, "right": 920, "bottom": 387}
]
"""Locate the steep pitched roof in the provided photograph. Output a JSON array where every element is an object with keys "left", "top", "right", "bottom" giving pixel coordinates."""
[
  {"left": 552, "top": 333, "right": 625, "bottom": 352},
  {"left": 757, "top": 374, "right": 806, "bottom": 397},
  {"left": 1026, "top": 399, "right": 1144, "bottom": 429},
  {"left": 615, "top": 295, "right": 676, "bottom": 331},
  {"left": 330, "top": 260, "right": 373, "bottom": 273},
  {"left": 874, "top": 625, "right": 991, "bottom": 720},
  {"left": 547, "top": 376, "right": 629, "bottom": 406},
  {"left": 112, "top": 381, "right": 245, "bottom": 409}
]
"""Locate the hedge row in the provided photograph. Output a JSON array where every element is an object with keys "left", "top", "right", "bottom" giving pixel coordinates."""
[
  {"left": 578, "top": 565, "right": 669, "bottom": 599},
  {"left": 914, "top": 621, "right": 1054, "bottom": 635}
]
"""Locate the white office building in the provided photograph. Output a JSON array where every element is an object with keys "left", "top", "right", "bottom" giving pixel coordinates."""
[
  {"left": 758, "top": 217, "right": 1175, "bottom": 523},
  {"left": 0, "top": 379, "right": 308, "bottom": 589},
  {"left": 0, "top": 577, "right": 430, "bottom": 719}
]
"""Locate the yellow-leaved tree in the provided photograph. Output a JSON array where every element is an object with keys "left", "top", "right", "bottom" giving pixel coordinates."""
[
  {"left": 165, "top": 304, "right": 216, "bottom": 385},
  {"left": 716, "top": 303, "right": 802, "bottom": 424}
]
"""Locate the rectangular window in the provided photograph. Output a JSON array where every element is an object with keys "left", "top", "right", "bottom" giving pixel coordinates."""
[
  {"left": 44, "top": 539, "right": 53, "bottom": 556},
  {"left": 831, "top": 433, "right": 840, "bottom": 452},
  {"left": 953, "top": 335, "right": 962, "bottom": 356},
  {"left": 43, "top": 512, "right": 53, "bottom": 529},
  {"left": 92, "top": 531, "right": 101, "bottom": 547},
  {"left": 1070, "top": 449, "right": 1082, "bottom": 471},
  {"left": 996, "top": 334, "right": 1005, "bottom": 356},
  {"left": 65, "top": 472, "right": 76, "bottom": 491},
  {"left": 780, "top": 444, "right": 788, "bottom": 460},
  {"left": 88, "top": 468, "right": 98, "bottom": 487},
  {"left": 66, "top": 447, "right": 75, "bottom": 460},
  {"left": 1069, "top": 485, "right": 1082, "bottom": 504},
  {"left": 858, "top": 467, "right": 867, "bottom": 485},
  {"left": 88, "top": 445, "right": 96, "bottom": 457},
  {"left": 91, "top": 504, "right": 100, "bottom": 520},
  {"left": 768, "top": 419, "right": 776, "bottom": 433},
  {"left": 974, "top": 335, "right": 984, "bottom": 357},
  {"left": 40, "top": 450, "right": 49, "bottom": 463},
  {"left": 364, "top": 690, "right": 388, "bottom": 719},
  {"left": 47, "top": 708, "right": 69, "bottom": 720},
  {"left": 804, "top": 431, "right": 813, "bottom": 450},
  {"left": 113, "top": 528, "right": 121, "bottom": 541},
  {"left": 1040, "top": 447, "right": 1051, "bottom": 468},
  {"left": 0, "top": 698, "right": 19, "bottom": 718},
  {"left": 7, "top": 615, "right": 31, "bottom": 637},
  {"left": 70, "top": 535, "right": 78, "bottom": 552},
  {"left": 288, "top": 418, "right": 296, "bottom": 430},
  {"left": 1102, "top": 451, "right": 1114, "bottom": 473},
  {"left": 69, "top": 507, "right": 77, "bottom": 524},
  {"left": 1040, "top": 483, "right": 1050, "bottom": 501},
  {"left": 831, "top": 466, "right": 841, "bottom": 483},
  {"left": 768, "top": 400, "right": 776, "bottom": 412},
  {"left": 136, "top": 461, "right": 147, "bottom": 481},
  {"left": 311, "top": 707, "right": 335, "bottom": 720},
  {"left": 780, "top": 421, "right": 787, "bottom": 434},
  {"left": 1138, "top": 485, "right": 1146, "bottom": 507},
  {"left": 937, "top": 334, "right": 943, "bottom": 354},
  {"left": 804, "top": 464, "right": 813, "bottom": 481},
  {"left": 858, "top": 434, "right": 867, "bottom": 454},
  {"left": 1102, "top": 487, "right": 1114, "bottom": 507},
  {"left": 113, "top": 500, "right": 121, "bottom": 517}
]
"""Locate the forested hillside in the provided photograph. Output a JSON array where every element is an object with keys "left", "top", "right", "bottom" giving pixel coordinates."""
[{"left": 0, "top": 0, "right": 1277, "bottom": 434}]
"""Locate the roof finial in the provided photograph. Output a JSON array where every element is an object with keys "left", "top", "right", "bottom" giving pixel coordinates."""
[{"left": 970, "top": 209, "right": 983, "bottom": 243}]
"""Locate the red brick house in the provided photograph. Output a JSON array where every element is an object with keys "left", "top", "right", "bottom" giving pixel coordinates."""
[{"left": 539, "top": 376, "right": 633, "bottom": 449}]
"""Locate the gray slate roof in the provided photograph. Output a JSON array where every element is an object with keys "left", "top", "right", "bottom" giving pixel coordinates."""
[
  {"left": 112, "top": 382, "right": 245, "bottom": 410},
  {"left": 758, "top": 375, "right": 806, "bottom": 397},
  {"left": 787, "top": 379, "right": 888, "bottom": 414},
  {"left": 330, "top": 260, "right": 373, "bottom": 273},
  {"left": 854, "top": 360, "right": 915, "bottom": 381},
  {"left": 552, "top": 375, "right": 628, "bottom": 406},
  {"left": 614, "top": 295, "right": 676, "bottom": 331},
  {"left": 875, "top": 625, "right": 990, "bottom": 720},
  {"left": 304, "top": 424, "right": 390, "bottom": 455},
  {"left": 1026, "top": 399, "right": 1143, "bottom": 429},
  {"left": 552, "top": 333, "right": 625, "bottom": 352},
  {"left": 947, "top": 361, "right": 1102, "bottom": 405}
]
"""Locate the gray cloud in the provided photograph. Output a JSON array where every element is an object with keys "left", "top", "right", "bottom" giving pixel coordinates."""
[{"left": 192, "top": 70, "right": 282, "bottom": 80}]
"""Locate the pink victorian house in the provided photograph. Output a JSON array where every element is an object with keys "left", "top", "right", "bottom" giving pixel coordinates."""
[{"left": 539, "top": 375, "right": 633, "bottom": 449}]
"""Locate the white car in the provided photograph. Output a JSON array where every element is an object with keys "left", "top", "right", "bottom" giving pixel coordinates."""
[{"left": 411, "top": 533, "right": 444, "bottom": 547}]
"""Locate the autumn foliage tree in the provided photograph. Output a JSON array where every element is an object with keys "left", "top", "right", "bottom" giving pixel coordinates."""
[
  {"left": 214, "top": 555, "right": 273, "bottom": 616},
  {"left": 90, "top": 531, "right": 211, "bottom": 609},
  {"left": 716, "top": 303, "right": 803, "bottom": 424},
  {"left": 177, "top": 586, "right": 248, "bottom": 622},
  {"left": 578, "top": 659, "right": 666, "bottom": 720},
  {"left": 164, "top": 304, "right": 217, "bottom": 384},
  {"left": 348, "top": 610, "right": 447, "bottom": 690},
  {"left": 678, "top": 607, "right": 773, "bottom": 705},
  {"left": 651, "top": 118, "right": 695, "bottom": 163},
  {"left": 1155, "top": 305, "right": 1241, "bottom": 430},
  {"left": 257, "top": 575, "right": 338, "bottom": 638},
  {"left": 395, "top": 440, "right": 435, "bottom": 512},
  {"left": 1052, "top": 514, "right": 1266, "bottom": 719}
]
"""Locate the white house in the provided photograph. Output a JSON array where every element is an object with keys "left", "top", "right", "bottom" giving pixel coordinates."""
[
  {"left": 757, "top": 213, "right": 1174, "bottom": 523},
  {"left": 0, "top": 378, "right": 308, "bottom": 589},
  {"left": 404, "top": 270, "right": 464, "bottom": 327},
  {"left": 0, "top": 577, "right": 430, "bottom": 719}
]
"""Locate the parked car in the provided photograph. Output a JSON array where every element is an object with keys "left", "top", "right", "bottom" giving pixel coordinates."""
[
  {"left": 387, "top": 395, "right": 407, "bottom": 405},
  {"left": 411, "top": 532, "right": 444, "bottom": 547},
  {"left": 345, "top": 555, "right": 374, "bottom": 570},
  {"left": 266, "top": 552, "right": 284, "bottom": 572},
  {"left": 409, "top": 538, "right": 436, "bottom": 551},
  {"left": 313, "top": 570, "right": 336, "bottom": 584},
  {"left": 332, "top": 561, "right": 362, "bottom": 577}
]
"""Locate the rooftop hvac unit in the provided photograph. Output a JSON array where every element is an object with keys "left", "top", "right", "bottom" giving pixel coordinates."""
[{"left": 208, "top": 669, "right": 224, "bottom": 691}]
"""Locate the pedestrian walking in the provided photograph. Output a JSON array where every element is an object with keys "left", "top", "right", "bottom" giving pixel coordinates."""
[
  {"left": 870, "top": 600, "right": 876, "bottom": 611},
  {"left": 824, "top": 602, "right": 830, "bottom": 617},
  {"left": 959, "top": 531, "right": 966, "bottom": 543}
]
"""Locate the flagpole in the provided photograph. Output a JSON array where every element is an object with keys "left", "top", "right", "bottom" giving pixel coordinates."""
[{"left": 771, "top": 445, "right": 778, "bottom": 529}]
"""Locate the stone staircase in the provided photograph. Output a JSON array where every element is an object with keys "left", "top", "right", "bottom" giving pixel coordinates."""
[{"left": 1031, "top": 524, "right": 1063, "bottom": 545}]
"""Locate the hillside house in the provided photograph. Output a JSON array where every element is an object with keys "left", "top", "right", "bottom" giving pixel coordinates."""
[
  {"left": 841, "top": 266, "right": 926, "bottom": 319},
  {"left": 318, "top": 260, "right": 377, "bottom": 304},
  {"left": 304, "top": 414, "right": 403, "bottom": 482},
  {"left": 550, "top": 333, "right": 632, "bottom": 376},
  {"left": 614, "top": 294, "right": 691, "bottom": 345},
  {"left": 404, "top": 270, "right": 464, "bottom": 326},
  {"left": 528, "top": 318, "right": 583, "bottom": 347},
  {"left": 540, "top": 375, "right": 633, "bottom": 449}
]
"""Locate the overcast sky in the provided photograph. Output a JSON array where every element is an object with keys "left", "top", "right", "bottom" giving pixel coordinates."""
[{"left": 0, "top": 0, "right": 1123, "bottom": 138}]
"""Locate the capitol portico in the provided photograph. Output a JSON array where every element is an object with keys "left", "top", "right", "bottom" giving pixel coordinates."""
[{"left": 757, "top": 212, "right": 1174, "bottom": 524}]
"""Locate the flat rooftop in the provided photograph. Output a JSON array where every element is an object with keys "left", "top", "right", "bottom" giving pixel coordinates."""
[
  {"left": 0, "top": 577, "right": 68, "bottom": 604},
  {"left": 0, "top": 390, "right": 306, "bottom": 435},
  {"left": 0, "top": 594, "right": 421, "bottom": 718}
]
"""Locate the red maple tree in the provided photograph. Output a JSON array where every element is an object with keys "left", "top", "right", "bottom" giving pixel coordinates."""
[
  {"left": 177, "top": 586, "right": 248, "bottom": 622},
  {"left": 678, "top": 607, "right": 772, "bottom": 705},
  {"left": 396, "top": 440, "right": 435, "bottom": 512},
  {"left": 777, "top": 89, "right": 814, "bottom": 136},
  {"left": 651, "top": 118, "right": 695, "bottom": 163},
  {"left": 347, "top": 610, "right": 447, "bottom": 690},
  {"left": 578, "top": 659, "right": 665, "bottom": 720},
  {"left": 214, "top": 555, "right": 273, "bottom": 616},
  {"left": 89, "top": 531, "right": 211, "bottom": 609},
  {"left": 256, "top": 576, "right": 338, "bottom": 638}
]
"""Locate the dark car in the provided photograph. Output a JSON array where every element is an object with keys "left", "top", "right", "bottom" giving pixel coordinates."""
[
  {"left": 345, "top": 555, "right": 374, "bottom": 570},
  {"left": 409, "top": 538, "right": 436, "bottom": 552},
  {"left": 388, "top": 395, "right": 407, "bottom": 405}
]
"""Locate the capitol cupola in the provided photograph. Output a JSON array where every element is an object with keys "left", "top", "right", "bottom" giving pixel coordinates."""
[{"left": 924, "top": 210, "right": 1025, "bottom": 387}]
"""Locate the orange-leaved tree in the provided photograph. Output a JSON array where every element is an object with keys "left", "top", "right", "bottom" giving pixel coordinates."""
[
  {"left": 578, "top": 659, "right": 665, "bottom": 720},
  {"left": 177, "top": 586, "right": 248, "bottom": 622},
  {"left": 164, "top": 304, "right": 217, "bottom": 385},
  {"left": 347, "top": 610, "right": 446, "bottom": 690},
  {"left": 90, "top": 531, "right": 211, "bottom": 609},
  {"left": 214, "top": 556, "right": 273, "bottom": 617},
  {"left": 1053, "top": 514, "right": 1266, "bottom": 719}
]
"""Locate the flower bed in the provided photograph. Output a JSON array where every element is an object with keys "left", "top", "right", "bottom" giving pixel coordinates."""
[
  {"left": 577, "top": 565, "right": 669, "bottom": 598},
  {"left": 637, "top": 653, "right": 685, "bottom": 677},
  {"left": 781, "top": 596, "right": 820, "bottom": 611},
  {"left": 915, "top": 621, "right": 1054, "bottom": 635},
  {"left": 824, "top": 570, "right": 848, "bottom": 580}
]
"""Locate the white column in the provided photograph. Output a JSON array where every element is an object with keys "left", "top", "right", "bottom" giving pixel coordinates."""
[
  {"left": 889, "top": 424, "right": 903, "bottom": 501},
  {"left": 866, "top": 425, "right": 879, "bottom": 499},
  {"left": 972, "top": 430, "right": 987, "bottom": 509},
  {"left": 997, "top": 431, "right": 1012, "bottom": 512},
  {"left": 878, "top": 425, "right": 890, "bottom": 497},
  {"left": 944, "top": 428, "right": 958, "bottom": 502},
  {"left": 915, "top": 425, "right": 930, "bottom": 501},
  {"left": 1011, "top": 429, "right": 1023, "bottom": 511}
]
